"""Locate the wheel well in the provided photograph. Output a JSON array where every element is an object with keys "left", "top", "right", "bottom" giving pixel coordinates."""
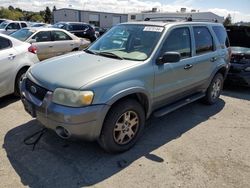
[
  {"left": 72, "top": 48, "right": 79, "bottom": 51},
  {"left": 109, "top": 93, "right": 149, "bottom": 116},
  {"left": 15, "top": 66, "right": 29, "bottom": 84},
  {"left": 217, "top": 67, "right": 227, "bottom": 78}
]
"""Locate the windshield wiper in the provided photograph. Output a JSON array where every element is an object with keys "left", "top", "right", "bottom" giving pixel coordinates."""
[
  {"left": 84, "top": 49, "right": 98, "bottom": 55},
  {"left": 98, "top": 52, "right": 124, "bottom": 60}
]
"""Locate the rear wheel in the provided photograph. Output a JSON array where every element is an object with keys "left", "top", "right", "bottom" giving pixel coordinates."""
[
  {"left": 14, "top": 69, "right": 27, "bottom": 97},
  {"left": 203, "top": 73, "right": 224, "bottom": 105},
  {"left": 98, "top": 99, "right": 145, "bottom": 153}
]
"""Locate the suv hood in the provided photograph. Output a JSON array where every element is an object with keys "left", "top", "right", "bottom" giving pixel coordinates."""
[{"left": 30, "top": 51, "right": 140, "bottom": 91}]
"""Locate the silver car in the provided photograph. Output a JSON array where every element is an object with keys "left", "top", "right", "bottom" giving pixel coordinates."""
[
  {"left": 0, "top": 34, "right": 39, "bottom": 98},
  {"left": 11, "top": 27, "right": 90, "bottom": 60}
]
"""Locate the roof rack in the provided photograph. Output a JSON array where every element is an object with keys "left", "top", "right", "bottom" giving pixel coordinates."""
[{"left": 144, "top": 16, "right": 218, "bottom": 23}]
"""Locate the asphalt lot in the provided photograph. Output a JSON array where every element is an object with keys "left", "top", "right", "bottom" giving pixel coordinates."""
[{"left": 0, "top": 86, "right": 250, "bottom": 188}]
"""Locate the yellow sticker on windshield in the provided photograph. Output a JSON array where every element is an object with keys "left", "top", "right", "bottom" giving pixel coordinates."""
[{"left": 143, "top": 26, "right": 163, "bottom": 32}]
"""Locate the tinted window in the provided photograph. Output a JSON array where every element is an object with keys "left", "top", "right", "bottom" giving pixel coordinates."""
[
  {"left": 212, "top": 26, "right": 229, "bottom": 48},
  {"left": 32, "top": 31, "right": 51, "bottom": 42},
  {"left": 7, "top": 23, "right": 21, "bottom": 30},
  {"left": 21, "top": 23, "right": 27, "bottom": 28},
  {"left": 194, "top": 26, "right": 213, "bottom": 55},
  {"left": 161, "top": 27, "right": 191, "bottom": 59},
  {"left": 52, "top": 31, "right": 72, "bottom": 41},
  {"left": 0, "top": 37, "right": 12, "bottom": 50},
  {"left": 69, "top": 24, "right": 88, "bottom": 31}
]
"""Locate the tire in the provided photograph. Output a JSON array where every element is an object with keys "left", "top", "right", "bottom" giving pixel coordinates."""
[
  {"left": 98, "top": 99, "right": 145, "bottom": 153},
  {"left": 203, "top": 73, "right": 224, "bottom": 105},
  {"left": 14, "top": 69, "right": 27, "bottom": 97}
]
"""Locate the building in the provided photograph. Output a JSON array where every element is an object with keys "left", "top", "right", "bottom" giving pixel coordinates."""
[
  {"left": 53, "top": 8, "right": 128, "bottom": 28},
  {"left": 128, "top": 10, "right": 224, "bottom": 23}
]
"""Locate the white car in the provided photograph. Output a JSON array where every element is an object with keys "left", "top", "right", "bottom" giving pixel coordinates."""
[
  {"left": 11, "top": 27, "right": 90, "bottom": 60},
  {"left": 0, "top": 21, "right": 28, "bottom": 35},
  {"left": 0, "top": 34, "right": 39, "bottom": 98}
]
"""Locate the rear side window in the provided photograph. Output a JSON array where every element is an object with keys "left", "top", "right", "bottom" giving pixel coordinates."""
[
  {"left": 212, "top": 26, "right": 229, "bottom": 48},
  {"left": 194, "top": 26, "right": 214, "bottom": 55},
  {"left": 21, "top": 23, "right": 27, "bottom": 28},
  {"left": 160, "top": 27, "right": 191, "bottom": 59},
  {"left": 69, "top": 24, "right": 88, "bottom": 31},
  {"left": 0, "top": 37, "right": 12, "bottom": 50},
  {"left": 52, "top": 31, "right": 72, "bottom": 41},
  {"left": 32, "top": 31, "right": 52, "bottom": 42}
]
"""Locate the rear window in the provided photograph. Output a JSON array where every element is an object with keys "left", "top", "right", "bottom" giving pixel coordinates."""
[
  {"left": 194, "top": 26, "right": 214, "bottom": 55},
  {"left": 212, "top": 26, "right": 229, "bottom": 48},
  {"left": 11, "top": 29, "right": 35, "bottom": 41},
  {"left": 226, "top": 26, "right": 250, "bottom": 48},
  {"left": 21, "top": 23, "right": 27, "bottom": 28},
  {"left": 0, "top": 37, "right": 12, "bottom": 50}
]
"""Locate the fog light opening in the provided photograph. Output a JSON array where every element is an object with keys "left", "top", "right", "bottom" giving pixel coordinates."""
[{"left": 55, "top": 126, "right": 71, "bottom": 139}]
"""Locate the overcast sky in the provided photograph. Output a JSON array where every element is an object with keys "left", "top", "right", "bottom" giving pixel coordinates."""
[{"left": 1, "top": 0, "right": 250, "bottom": 22}]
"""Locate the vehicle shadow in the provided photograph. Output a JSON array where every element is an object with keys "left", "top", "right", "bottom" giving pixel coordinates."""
[
  {"left": 223, "top": 85, "right": 250, "bottom": 101},
  {"left": 3, "top": 99, "right": 225, "bottom": 187},
  {"left": 0, "top": 95, "right": 20, "bottom": 108}
]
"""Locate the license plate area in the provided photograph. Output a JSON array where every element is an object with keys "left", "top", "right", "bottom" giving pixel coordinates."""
[{"left": 22, "top": 99, "right": 37, "bottom": 118}]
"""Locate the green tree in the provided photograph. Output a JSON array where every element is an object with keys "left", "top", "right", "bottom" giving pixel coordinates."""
[
  {"left": 44, "top": 6, "right": 52, "bottom": 23},
  {"left": 8, "top": 6, "right": 14, "bottom": 11},
  {"left": 53, "top": 6, "right": 57, "bottom": 12},
  {"left": 30, "top": 14, "right": 44, "bottom": 22},
  {"left": 224, "top": 14, "right": 232, "bottom": 26}
]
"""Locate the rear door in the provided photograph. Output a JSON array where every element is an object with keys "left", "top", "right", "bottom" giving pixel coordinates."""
[
  {"left": 51, "top": 30, "right": 77, "bottom": 56},
  {"left": 30, "top": 31, "right": 53, "bottom": 60},
  {"left": 190, "top": 26, "right": 218, "bottom": 86},
  {"left": 0, "top": 37, "right": 17, "bottom": 97}
]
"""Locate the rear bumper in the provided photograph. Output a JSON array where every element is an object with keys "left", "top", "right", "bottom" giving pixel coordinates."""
[{"left": 20, "top": 77, "right": 110, "bottom": 141}]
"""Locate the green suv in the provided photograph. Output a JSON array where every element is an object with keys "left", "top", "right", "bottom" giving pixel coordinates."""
[{"left": 20, "top": 20, "right": 230, "bottom": 153}]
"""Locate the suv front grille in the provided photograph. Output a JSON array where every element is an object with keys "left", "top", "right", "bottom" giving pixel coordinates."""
[{"left": 25, "top": 79, "right": 48, "bottom": 101}]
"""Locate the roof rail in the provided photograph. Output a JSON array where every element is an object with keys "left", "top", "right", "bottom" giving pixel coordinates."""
[{"left": 144, "top": 16, "right": 218, "bottom": 23}]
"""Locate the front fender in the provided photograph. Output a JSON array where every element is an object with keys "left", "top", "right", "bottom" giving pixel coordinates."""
[{"left": 93, "top": 80, "right": 153, "bottom": 118}]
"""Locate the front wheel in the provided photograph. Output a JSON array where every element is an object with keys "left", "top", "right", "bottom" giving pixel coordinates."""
[
  {"left": 14, "top": 69, "right": 27, "bottom": 97},
  {"left": 203, "top": 73, "right": 224, "bottom": 105},
  {"left": 98, "top": 99, "right": 145, "bottom": 153}
]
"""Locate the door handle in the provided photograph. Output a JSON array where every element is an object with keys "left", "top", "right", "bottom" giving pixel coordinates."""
[
  {"left": 184, "top": 64, "right": 193, "bottom": 70},
  {"left": 8, "top": 54, "right": 16, "bottom": 60},
  {"left": 210, "top": 57, "right": 217, "bottom": 62}
]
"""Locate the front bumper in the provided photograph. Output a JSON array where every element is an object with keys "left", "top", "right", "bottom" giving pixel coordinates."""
[{"left": 20, "top": 77, "right": 110, "bottom": 141}]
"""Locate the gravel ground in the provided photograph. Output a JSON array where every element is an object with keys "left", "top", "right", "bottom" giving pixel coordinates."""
[{"left": 0, "top": 86, "right": 250, "bottom": 188}]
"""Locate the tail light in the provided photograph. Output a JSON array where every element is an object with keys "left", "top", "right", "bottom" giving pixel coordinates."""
[{"left": 28, "top": 45, "right": 37, "bottom": 54}]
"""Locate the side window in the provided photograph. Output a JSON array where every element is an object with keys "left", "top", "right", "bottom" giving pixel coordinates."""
[
  {"left": 160, "top": 27, "right": 191, "bottom": 59},
  {"left": 6, "top": 23, "right": 21, "bottom": 30},
  {"left": 212, "top": 26, "right": 230, "bottom": 48},
  {"left": 0, "top": 37, "right": 12, "bottom": 50},
  {"left": 194, "top": 26, "right": 214, "bottom": 55},
  {"left": 21, "top": 23, "right": 27, "bottom": 28},
  {"left": 53, "top": 31, "right": 72, "bottom": 41},
  {"left": 32, "top": 31, "right": 52, "bottom": 42}
]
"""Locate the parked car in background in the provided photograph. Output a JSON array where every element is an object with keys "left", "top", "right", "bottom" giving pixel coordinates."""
[
  {"left": 11, "top": 27, "right": 90, "bottom": 61},
  {"left": 31, "top": 23, "right": 52, "bottom": 28},
  {"left": 0, "top": 21, "right": 28, "bottom": 35},
  {"left": 53, "top": 22, "right": 96, "bottom": 42},
  {"left": 20, "top": 21, "right": 230, "bottom": 153},
  {"left": 225, "top": 25, "right": 250, "bottom": 87},
  {"left": 0, "top": 34, "right": 39, "bottom": 98},
  {"left": 0, "top": 19, "right": 11, "bottom": 24}
]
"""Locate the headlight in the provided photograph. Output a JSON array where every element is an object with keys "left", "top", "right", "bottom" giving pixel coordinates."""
[
  {"left": 52, "top": 88, "right": 94, "bottom": 107},
  {"left": 245, "top": 67, "right": 250, "bottom": 72}
]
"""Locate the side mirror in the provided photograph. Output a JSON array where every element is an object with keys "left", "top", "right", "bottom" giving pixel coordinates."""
[
  {"left": 29, "top": 39, "right": 37, "bottom": 43},
  {"left": 156, "top": 52, "right": 181, "bottom": 65}
]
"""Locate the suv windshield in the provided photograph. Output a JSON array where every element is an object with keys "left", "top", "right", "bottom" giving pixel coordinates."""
[
  {"left": 226, "top": 26, "right": 250, "bottom": 48},
  {"left": 0, "top": 22, "right": 8, "bottom": 29},
  {"left": 11, "top": 28, "right": 36, "bottom": 41},
  {"left": 88, "top": 24, "right": 164, "bottom": 61}
]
